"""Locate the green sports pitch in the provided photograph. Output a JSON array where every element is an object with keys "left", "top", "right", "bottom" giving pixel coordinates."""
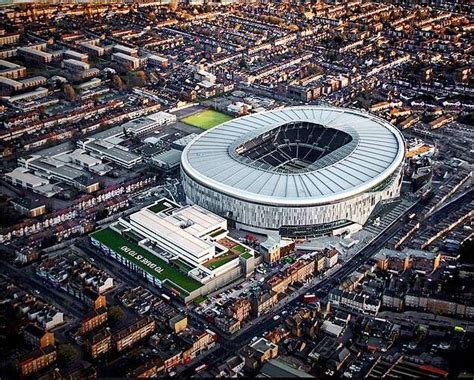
[
  {"left": 90, "top": 227, "right": 202, "bottom": 296},
  {"left": 181, "top": 109, "right": 233, "bottom": 130}
]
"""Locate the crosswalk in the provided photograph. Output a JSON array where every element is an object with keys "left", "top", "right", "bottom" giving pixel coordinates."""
[{"left": 364, "top": 198, "right": 415, "bottom": 235}]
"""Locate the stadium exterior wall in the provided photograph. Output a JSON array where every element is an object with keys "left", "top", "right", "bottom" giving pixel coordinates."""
[
  {"left": 182, "top": 165, "right": 403, "bottom": 238},
  {"left": 181, "top": 106, "right": 406, "bottom": 238}
]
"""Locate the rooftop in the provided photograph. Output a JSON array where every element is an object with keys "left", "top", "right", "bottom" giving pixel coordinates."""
[
  {"left": 90, "top": 227, "right": 202, "bottom": 295},
  {"left": 182, "top": 106, "right": 405, "bottom": 206}
]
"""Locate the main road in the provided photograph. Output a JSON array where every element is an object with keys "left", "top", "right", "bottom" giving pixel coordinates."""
[{"left": 178, "top": 200, "right": 427, "bottom": 378}]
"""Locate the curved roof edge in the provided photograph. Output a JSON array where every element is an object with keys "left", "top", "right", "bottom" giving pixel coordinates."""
[{"left": 181, "top": 106, "right": 405, "bottom": 207}]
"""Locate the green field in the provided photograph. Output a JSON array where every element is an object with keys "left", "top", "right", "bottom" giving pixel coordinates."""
[
  {"left": 148, "top": 199, "right": 178, "bottom": 214},
  {"left": 182, "top": 110, "right": 233, "bottom": 130},
  {"left": 240, "top": 252, "right": 252, "bottom": 260},
  {"left": 204, "top": 251, "right": 237, "bottom": 270},
  {"left": 91, "top": 228, "right": 202, "bottom": 294}
]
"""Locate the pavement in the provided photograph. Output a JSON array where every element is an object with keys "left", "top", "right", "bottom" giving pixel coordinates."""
[
  {"left": 378, "top": 310, "right": 474, "bottom": 330},
  {"left": 189, "top": 199, "right": 425, "bottom": 357},
  {"left": 0, "top": 260, "right": 84, "bottom": 320}
]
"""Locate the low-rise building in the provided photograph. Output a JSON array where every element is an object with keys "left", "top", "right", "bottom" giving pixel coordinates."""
[
  {"left": 169, "top": 314, "right": 188, "bottom": 333},
  {"left": 18, "top": 46, "right": 53, "bottom": 64},
  {"left": 250, "top": 290, "right": 278, "bottom": 317},
  {"left": 406, "top": 249, "right": 441, "bottom": 273},
  {"left": 227, "top": 298, "right": 251, "bottom": 322},
  {"left": 260, "top": 236, "right": 295, "bottom": 264},
  {"left": 112, "top": 52, "right": 141, "bottom": 71},
  {"left": 87, "top": 329, "right": 112, "bottom": 359},
  {"left": 181, "top": 329, "right": 217, "bottom": 363},
  {"left": 325, "top": 249, "right": 338, "bottom": 269},
  {"left": 63, "top": 58, "right": 90, "bottom": 72},
  {"left": 23, "top": 324, "right": 55, "bottom": 349},
  {"left": 17, "top": 345, "right": 56, "bottom": 377},
  {"left": 242, "top": 337, "right": 278, "bottom": 369},
  {"left": 11, "top": 197, "right": 47, "bottom": 218},
  {"left": 0, "top": 59, "right": 26, "bottom": 79},
  {"left": 79, "top": 307, "right": 108, "bottom": 335},
  {"left": 127, "top": 357, "right": 165, "bottom": 378},
  {"left": 374, "top": 248, "right": 440, "bottom": 273},
  {"left": 215, "top": 316, "right": 241, "bottom": 334},
  {"left": 114, "top": 316, "right": 155, "bottom": 352}
]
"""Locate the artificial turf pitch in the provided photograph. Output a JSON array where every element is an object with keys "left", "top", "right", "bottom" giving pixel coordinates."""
[{"left": 182, "top": 109, "right": 233, "bottom": 130}]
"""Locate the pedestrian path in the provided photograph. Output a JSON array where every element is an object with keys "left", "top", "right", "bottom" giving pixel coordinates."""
[{"left": 364, "top": 198, "right": 415, "bottom": 235}]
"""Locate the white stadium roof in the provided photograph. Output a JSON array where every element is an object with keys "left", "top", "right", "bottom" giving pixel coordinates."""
[{"left": 181, "top": 106, "right": 405, "bottom": 206}]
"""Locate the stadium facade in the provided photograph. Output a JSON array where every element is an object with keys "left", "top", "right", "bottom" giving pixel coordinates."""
[{"left": 181, "top": 106, "right": 405, "bottom": 237}]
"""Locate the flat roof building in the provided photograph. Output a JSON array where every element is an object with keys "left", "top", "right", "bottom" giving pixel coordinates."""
[
  {"left": 64, "top": 49, "right": 88, "bottom": 62},
  {"left": 113, "top": 44, "right": 138, "bottom": 57},
  {"left": 78, "top": 41, "right": 105, "bottom": 57},
  {"left": 5, "top": 87, "right": 48, "bottom": 103},
  {"left": 90, "top": 198, "right": 254, "bottom": 303},
  {"left": 4, "top": 167, "right": 60, "bottom": 197},
  {"left": 121, "top": 111, "right": 176, "bottom": 137},
  {"left": 79, "top": 138, "right": 142, "bottom": 169},
  {"left": 63, "top": 58, "right": 90, "bottom": 71},
  {"left": 18, "top": 46, "right": 53, "bottom": 64},
  {"left": 0, "top": 59, "right": 26, "bottom": 79},
  {"left": 127, "top": 203, "right": 228, "bottom": 267},
  {"left": 18, "top": 155, "right": 100, "bottom": 193},
  {"left": 112, "top": 52, "right": 140, "bottom": 70},
  {"left": 150, "top": 148, "right": 182, "bottom": 173}
]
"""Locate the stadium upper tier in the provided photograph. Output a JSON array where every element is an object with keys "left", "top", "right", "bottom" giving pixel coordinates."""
[{"left": 182, "top": 106, "right": 405, "bottom": 207}]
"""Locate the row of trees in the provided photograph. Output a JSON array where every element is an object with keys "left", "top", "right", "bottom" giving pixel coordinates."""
[{"left": 62, "top": 71, "right": 147, "bottom": 102}]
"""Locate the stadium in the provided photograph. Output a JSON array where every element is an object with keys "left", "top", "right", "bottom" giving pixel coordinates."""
[{"left": 181, "top": 106, "right": 405, "bottom": 237}]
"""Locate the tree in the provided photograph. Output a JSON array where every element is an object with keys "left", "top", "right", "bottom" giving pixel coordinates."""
[
  {"left": 136, "top": 70, "right": 147, "bottom": 86},
  {"left": 288, "top": 24, "right": 299, "bottom": 32},
  {"left": 58, "top": 344, "right": 78, "bottom": 362},
  {"left": 108, "top": 306, "right": 125, "bottom": 324},
  {"left": 112, "top": 74, "right": 124, "bottom": 91},
  {"left": 169, "top": 0, "right": 178, "bottom": 12},
  {"left": 459, "top": 240, "right": 474, "bottom": 264},
  {"left": 334, "top": 35, "right": 344, "bottom": 45},
  {"left": 127, "top": 71, "right": 147, "bottom": 88},
  {"left": 63, "top": 84, "right": 76, "bottom": 101}
]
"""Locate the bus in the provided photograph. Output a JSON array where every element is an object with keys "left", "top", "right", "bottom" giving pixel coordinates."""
[{"left": 161, "top": 293, "right": 171, "bottom": 302}]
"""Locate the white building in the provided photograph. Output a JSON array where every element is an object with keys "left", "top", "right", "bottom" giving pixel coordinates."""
[
  {"left": 79, "top": 138, "right": 142, "bottom": 169},
  {"left": 126, "top": 203, "right": 227, "bottom": 267},
  {"left": 91, "top": 199, "right": 255, "bottom": 302},
  {"left": 63, "top": 58, "right": 90, "bottom": 72},
  {"left": 121, "top": 111, "right": 176, "bottom": 137},
  {"left": 182, "top": 106, "right": 405, "bottom": 238}
]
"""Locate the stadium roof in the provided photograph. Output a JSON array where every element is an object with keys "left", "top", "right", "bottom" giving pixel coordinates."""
[{"left": 182, "top": 106, "right": 405, "bottom": 206}]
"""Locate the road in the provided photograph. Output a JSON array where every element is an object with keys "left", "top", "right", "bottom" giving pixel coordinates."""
[
  {"left": 191, "top": 190, "right": 466, "bottom": 366},
  {"left": 0, "top": 261, "right": 84, "bottom": 320},
  {"left": 184, "top": 199, "right": 427, "bottom": 372}
]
